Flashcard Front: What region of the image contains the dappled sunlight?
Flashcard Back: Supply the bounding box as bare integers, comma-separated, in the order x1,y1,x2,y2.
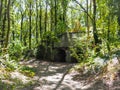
18,54,120,90
10,71,31,84
0,0,120,89
19,60,85,90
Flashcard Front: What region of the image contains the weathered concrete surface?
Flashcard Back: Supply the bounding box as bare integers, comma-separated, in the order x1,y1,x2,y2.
54,32,81,48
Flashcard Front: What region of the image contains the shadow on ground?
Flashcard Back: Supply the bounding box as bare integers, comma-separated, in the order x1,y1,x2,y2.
20,60,78,90
19,59,120,90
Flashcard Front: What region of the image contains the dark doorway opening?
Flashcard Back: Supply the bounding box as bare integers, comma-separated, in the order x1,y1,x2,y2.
54,48,66,62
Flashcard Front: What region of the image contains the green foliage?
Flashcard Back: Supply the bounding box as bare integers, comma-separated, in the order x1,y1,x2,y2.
36,44,52,60
0,54,36,89
5,60,19,71
57,21,67,34
42,31,58,44
8,40,25,60
70,34,102,63
70,38,88,62
0,80,15,90
74,58,104,76
36,44,46,59
0,54,20,71
0,1,120,89
22,49,35,60
20,66,36,77
36,31,58,60
0,75,34,90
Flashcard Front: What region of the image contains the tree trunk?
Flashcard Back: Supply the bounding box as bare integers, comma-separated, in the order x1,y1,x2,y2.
0,0,3,29
86,0,89,37
117,16,120,38
62,0,67,30
1,0,7,47
20,12,24,43
93,0,99,45
0,0,3,46
44,0,48,32
5,0,10,48
11,1,15,45
12,20,15,46
54,0,57,31
50,0,53,31
36,0,38,44
29,1,32,49
107,17,110,52
39,1,42,39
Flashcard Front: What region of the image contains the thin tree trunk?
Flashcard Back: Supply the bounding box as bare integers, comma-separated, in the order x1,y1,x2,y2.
93,0,99,45
107,17,110,52
12,20,15,46
36,0,38,44
0,0,2,17
117,16,120,38
86,0,89,37
44,0,48,59
11,1,15,45
0,0,3,28
5,0,10,48
0,0,3,46
20,12,24,43
54,0,57,31
44,0,48,32
23,22,27,46
62,0,67,30
50,0,54,60
29,1,32,49
39,1,42,39
1,0,7,47
50,0,53,31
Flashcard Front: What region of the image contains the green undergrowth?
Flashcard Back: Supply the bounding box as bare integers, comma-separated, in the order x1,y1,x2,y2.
0,53,37,90
0,78,34,90
19,66,36,77
71,48,120,83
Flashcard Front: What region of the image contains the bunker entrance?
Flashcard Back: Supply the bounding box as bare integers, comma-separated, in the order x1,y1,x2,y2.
54,48,66,62
53,32,82,63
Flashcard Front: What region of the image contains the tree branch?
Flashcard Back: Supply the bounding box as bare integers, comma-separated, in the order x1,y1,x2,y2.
73,0,93,21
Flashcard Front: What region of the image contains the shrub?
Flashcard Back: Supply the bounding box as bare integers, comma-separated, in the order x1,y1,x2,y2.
70,39,87,62
36,44,46,59
8,40,25,60
20,66,36,77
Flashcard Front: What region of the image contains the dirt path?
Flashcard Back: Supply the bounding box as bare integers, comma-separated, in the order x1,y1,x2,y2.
20,59,120,90
20,60,84,90
37,62,81,90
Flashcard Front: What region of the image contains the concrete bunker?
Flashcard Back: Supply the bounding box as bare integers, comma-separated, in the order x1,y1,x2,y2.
53,32,82,63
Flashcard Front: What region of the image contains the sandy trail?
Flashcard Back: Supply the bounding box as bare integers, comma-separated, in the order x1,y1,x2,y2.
20,60,83,90
20,59,120,90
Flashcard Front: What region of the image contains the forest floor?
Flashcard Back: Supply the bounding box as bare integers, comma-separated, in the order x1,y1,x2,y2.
19,58,120,90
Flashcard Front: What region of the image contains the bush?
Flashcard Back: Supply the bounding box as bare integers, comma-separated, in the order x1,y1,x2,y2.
0,54,20,71
36,44,46,59
70,39,87,62
8,40,25,60
36,44,52,60
22,49,35,60
20,66,36,77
